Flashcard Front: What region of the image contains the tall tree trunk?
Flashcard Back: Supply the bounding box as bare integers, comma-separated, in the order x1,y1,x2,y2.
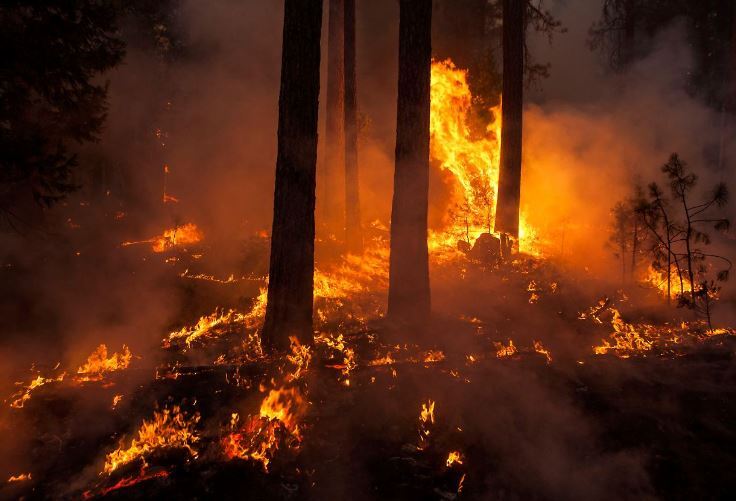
344,0,363,254
495,0,524,239
262,0,323,352
388,0,432,325
324,0,345,233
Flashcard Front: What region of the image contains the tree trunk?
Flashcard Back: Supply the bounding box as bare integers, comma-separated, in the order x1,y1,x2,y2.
388,0,432,326
324,0,345,233
262,0,323,352
495,0,524,239
344,0,363,254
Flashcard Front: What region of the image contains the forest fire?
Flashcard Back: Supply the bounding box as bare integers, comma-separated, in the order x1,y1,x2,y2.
2,0,736,499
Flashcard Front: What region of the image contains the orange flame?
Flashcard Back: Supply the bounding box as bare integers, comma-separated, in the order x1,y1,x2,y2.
222,387,306,471
76,344,132,381
103,406,200,474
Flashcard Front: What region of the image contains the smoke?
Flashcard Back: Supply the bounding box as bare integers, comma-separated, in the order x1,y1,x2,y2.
0,0,734,495
524,5,734,287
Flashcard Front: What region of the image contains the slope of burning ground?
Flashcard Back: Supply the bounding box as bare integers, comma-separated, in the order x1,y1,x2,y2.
2,235,736,499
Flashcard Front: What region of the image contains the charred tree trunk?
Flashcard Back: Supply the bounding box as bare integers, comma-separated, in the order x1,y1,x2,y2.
495,0,524,239
344,0,363,254
262,0,323,352
324,0,345,233
388,0,432,325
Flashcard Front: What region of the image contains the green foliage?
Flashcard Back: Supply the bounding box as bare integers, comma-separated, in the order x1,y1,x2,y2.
0,0,125,212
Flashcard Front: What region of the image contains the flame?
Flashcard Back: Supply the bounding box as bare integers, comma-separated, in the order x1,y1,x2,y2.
533,340,553,364
76,344,132,381
429,59,540,257
9,372,66,409
644,265,693,298
423,350,446,363
222,387,306,471
103,406,200,474
494,340,517,358
122,223,202,253
85,468,169,499
315,333,357,383
593,308,654,356
286,337,312,382
446,451,463,467
7,473,31,482
419,399,436,448
163,287,267,350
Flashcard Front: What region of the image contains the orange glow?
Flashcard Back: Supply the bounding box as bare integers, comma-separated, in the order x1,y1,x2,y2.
429,59,540,257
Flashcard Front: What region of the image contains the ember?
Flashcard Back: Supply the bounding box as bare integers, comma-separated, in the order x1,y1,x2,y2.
3,1,736,499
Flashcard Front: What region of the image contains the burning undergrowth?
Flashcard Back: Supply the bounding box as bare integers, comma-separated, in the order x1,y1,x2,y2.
3,228,736,499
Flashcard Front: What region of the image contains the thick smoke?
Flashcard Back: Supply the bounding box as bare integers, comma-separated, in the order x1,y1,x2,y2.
0,0,734,495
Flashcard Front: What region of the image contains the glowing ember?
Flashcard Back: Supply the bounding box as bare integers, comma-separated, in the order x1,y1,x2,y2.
103,406,200,474
76,344,132,381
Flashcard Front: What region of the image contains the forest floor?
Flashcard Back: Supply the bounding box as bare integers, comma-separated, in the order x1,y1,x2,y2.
2,234,736,500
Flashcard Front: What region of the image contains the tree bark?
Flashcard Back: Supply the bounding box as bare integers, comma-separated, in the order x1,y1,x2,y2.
324,0,345,233
388,0,432,325
495,0,524,239
344,0,363,254
262,0,323,352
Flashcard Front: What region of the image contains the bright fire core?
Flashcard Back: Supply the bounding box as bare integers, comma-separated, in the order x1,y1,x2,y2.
429,59,539,256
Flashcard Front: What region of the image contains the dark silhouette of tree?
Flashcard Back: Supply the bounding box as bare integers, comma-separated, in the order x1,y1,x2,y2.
608,186,649,283
495,0,564,242
388,0,432,326
344,0,363,254
262,0,323,352
323,0,345,234
495,0,524,239
0,0,125,222
628,154,731,319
